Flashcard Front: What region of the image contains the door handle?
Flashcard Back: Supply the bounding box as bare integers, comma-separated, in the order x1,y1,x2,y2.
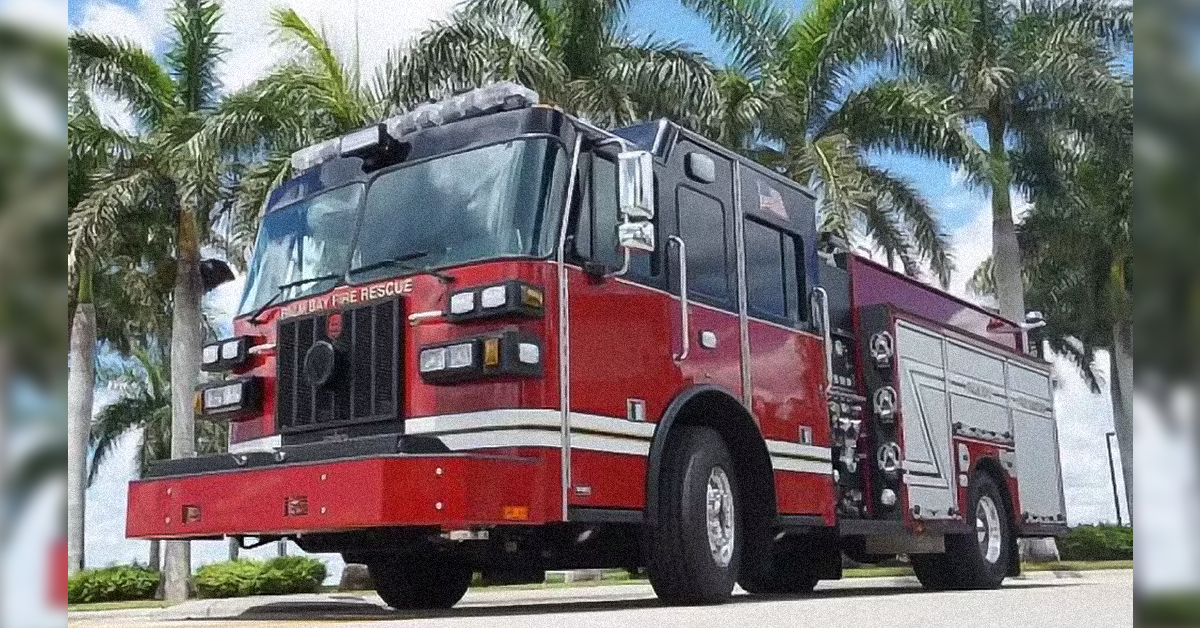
669,235,689,361
812,287,833,394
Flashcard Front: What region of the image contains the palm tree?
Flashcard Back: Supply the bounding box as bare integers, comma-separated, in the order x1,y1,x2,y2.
68,0,228,602
852,0,1131,320
382,0,720,129
195,8,382,263
202,2,720,262
968,131,1132,519
89,344,227,573
681,0,956,284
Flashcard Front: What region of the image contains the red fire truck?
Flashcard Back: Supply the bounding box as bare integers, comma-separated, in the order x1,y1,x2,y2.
127,83,1068,608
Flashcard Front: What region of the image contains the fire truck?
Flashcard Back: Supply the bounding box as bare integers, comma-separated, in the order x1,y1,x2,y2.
128,83,1068,608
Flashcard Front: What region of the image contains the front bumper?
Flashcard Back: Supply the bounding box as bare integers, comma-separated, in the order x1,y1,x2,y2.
126,452,553,539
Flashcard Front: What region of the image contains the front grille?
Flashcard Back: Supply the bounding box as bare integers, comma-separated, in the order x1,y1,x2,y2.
276,299,402,432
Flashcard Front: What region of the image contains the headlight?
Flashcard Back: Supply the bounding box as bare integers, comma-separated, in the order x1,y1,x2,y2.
201,337,250,372
445,281,544,322
196,378,261,418
480,285,507,309
447,343,474,369
420,333,541,384
419,347,447,373
448,292,476,315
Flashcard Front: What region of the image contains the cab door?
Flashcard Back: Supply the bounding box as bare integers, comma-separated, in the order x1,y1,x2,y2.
661,140,744,400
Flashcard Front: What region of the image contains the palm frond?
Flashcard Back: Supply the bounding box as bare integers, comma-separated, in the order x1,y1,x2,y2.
164,0,225,113
679,0,792,75
860,165,953,286
599,34,719,127
828,79,989,186
67,32,175,126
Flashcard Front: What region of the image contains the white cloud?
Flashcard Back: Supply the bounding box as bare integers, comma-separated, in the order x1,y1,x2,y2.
77,0,171,53
74,0,462,93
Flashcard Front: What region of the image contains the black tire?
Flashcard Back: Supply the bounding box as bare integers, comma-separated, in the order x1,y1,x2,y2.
911,473,1011,591
368,551,472,610
647,425,741,605
739,535,820,596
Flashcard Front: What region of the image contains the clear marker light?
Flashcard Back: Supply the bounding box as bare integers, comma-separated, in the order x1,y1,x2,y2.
221,339,241,360
202,345,220,365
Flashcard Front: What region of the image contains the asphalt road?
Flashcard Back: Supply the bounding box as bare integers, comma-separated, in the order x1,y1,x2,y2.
68,569,1133,628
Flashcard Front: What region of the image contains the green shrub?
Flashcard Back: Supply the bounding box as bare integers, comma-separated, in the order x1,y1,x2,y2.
256,556,327,595
194,560,262,599
1058,525,1133,561
68,564,160,605
193,557,327,599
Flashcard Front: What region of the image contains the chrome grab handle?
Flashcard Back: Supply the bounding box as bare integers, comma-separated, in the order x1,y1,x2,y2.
669,235,690,361
812,287,833,394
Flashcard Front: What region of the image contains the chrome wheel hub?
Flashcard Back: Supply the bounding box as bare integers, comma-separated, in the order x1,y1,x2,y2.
976,495,1003,564
705,466,736,567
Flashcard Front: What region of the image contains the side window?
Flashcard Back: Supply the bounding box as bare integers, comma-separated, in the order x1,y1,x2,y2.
744,217,806,325
744,218,787,320
573,154,654,277
677,186,730,301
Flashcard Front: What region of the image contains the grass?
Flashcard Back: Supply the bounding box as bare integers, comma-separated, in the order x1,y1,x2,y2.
67,599,170,612
1022,560,1133,572
72,560,1135,611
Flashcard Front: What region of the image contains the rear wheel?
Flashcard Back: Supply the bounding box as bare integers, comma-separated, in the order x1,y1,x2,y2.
912,473,1011,591
368,550,472,610
647,426,741,605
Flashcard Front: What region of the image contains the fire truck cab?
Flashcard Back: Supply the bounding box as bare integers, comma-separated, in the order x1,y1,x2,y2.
128,83,1068,608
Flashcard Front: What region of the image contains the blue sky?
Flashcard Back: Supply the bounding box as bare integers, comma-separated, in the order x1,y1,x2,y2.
61,0,1141,581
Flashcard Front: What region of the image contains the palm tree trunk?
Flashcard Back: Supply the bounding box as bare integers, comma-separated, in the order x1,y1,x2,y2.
164,209,203,603
149,539,162,571
1109,319,1134,524
67,267,96,576
986,118,1026,326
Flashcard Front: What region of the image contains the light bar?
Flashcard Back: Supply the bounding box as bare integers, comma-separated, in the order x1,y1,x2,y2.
384,82,539,139
290,82,540,173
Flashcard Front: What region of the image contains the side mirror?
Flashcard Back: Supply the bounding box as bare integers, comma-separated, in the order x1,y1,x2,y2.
617,150,655,220
1021,311,1046,330
617,221,655,252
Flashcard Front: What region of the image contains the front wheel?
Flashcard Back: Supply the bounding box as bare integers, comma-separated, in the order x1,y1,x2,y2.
912,472,1011,591
646,425,741,605
368,550,472,610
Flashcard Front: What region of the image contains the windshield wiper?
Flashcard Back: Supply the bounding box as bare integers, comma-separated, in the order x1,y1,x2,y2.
348,250,454,284
247,273,341,324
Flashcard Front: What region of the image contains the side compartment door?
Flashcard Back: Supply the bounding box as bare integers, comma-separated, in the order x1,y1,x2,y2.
1008,361,1066,525
894,321,958,520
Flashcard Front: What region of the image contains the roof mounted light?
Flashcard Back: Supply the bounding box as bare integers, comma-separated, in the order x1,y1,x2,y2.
384,82,539,139
290,138,340,172
289,82,540,173
340,124,386,157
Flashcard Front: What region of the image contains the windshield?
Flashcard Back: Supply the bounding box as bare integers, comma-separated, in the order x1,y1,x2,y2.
349,138,566,284
237,184,363,315
237,138,567,315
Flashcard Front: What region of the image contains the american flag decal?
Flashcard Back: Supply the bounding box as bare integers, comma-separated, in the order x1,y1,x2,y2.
758,181,789,220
